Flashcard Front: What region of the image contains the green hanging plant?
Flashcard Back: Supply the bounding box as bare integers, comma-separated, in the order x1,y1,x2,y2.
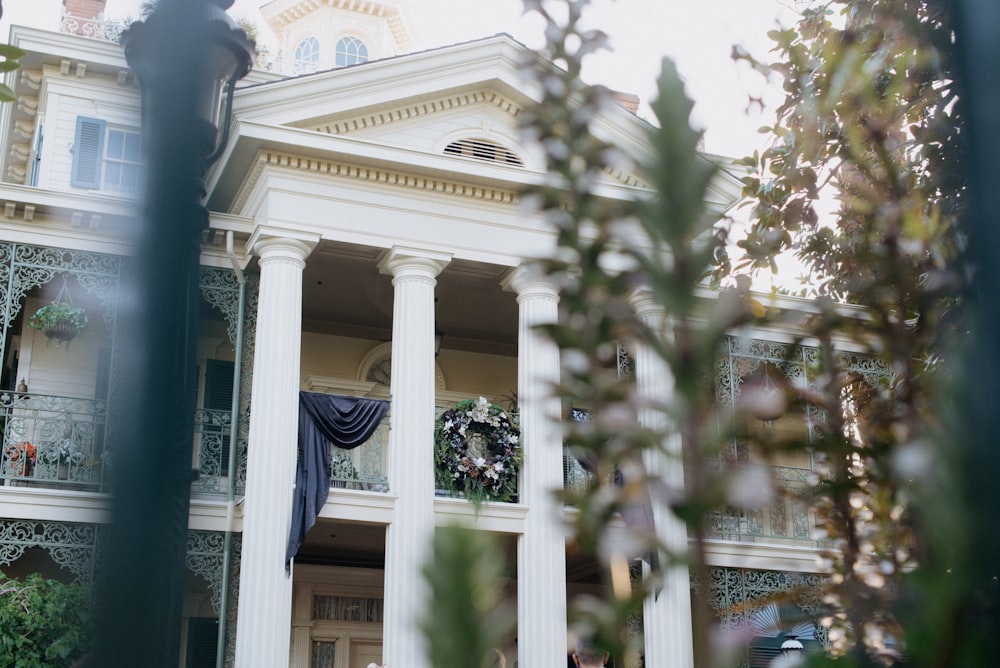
28,302,89,343
28,276,89,344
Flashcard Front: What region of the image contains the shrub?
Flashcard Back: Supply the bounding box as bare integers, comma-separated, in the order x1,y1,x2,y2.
0,573,93,667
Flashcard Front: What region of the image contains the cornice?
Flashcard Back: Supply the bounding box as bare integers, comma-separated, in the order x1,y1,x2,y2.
307,88,521,135
233,149,520,213
301,90,652,189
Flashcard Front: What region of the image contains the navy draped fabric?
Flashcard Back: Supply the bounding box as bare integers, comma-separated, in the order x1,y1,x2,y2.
286,392,390,570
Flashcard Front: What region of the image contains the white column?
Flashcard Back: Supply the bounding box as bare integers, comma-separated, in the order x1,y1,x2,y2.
379,247,450,668
631,290,693,668
235,229,317,668
504,266,567,668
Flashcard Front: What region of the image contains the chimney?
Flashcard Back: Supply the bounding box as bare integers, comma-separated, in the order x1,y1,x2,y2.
62,0,107,35
612,91,640,115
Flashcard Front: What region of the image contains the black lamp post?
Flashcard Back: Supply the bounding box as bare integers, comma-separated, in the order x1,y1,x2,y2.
96,2,253,667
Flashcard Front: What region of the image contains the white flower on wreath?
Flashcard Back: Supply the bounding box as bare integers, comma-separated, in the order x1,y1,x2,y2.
469,396,490,421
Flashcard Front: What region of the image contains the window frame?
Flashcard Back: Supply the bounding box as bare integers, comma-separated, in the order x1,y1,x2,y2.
70,116,142,193
335,36,368,67
293,35,320,75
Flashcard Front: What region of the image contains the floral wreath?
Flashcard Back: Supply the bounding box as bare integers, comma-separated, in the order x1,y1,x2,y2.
434,396,521,505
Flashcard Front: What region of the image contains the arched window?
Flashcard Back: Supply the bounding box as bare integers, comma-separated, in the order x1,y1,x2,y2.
335,36,368,67
293,36,320,75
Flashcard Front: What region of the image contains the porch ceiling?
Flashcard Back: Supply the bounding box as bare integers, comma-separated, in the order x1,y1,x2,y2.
301,240,518,355
297,518,387,569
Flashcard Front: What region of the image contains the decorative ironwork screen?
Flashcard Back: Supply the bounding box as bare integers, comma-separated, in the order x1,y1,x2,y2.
711,336,891,545
697,566,828,668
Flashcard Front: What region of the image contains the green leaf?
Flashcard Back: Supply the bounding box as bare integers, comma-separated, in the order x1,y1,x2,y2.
0,44,25,59
422,525,515,668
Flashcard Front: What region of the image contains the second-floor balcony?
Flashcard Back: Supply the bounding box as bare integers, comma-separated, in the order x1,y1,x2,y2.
0,390,108,490
0,393,247,495
0,386,829,550
329,412,390,492
704,465,824,546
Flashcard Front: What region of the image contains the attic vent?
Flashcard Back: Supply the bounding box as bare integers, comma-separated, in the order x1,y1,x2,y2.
443,138,523,167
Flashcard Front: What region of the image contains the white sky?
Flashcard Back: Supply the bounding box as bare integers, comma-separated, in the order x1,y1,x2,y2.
1,0,799,159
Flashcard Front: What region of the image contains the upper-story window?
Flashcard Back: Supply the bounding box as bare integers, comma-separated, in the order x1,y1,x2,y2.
70,116,141,193
335,36,368,67
294,36,320,75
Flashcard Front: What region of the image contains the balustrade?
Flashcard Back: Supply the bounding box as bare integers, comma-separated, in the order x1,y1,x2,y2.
0,391,108,490
0,393,249,495
704,466,821,545
60,13,130,42
329,413,390,492
192,407,235,494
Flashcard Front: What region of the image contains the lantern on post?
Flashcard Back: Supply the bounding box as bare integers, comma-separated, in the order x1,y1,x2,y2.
97,2,254,667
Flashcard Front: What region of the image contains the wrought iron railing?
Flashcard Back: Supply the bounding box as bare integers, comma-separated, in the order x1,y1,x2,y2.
191,408,234,494
0,391,108,490
0,394,245,495
705,465,820,545
564,457,821,547
329,413,389,492
563,449,592,493
60,13,130,43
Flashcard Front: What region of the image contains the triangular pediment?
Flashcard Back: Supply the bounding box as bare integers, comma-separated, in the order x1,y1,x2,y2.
231,37,544,170
286,88,535,170
219,35,741,206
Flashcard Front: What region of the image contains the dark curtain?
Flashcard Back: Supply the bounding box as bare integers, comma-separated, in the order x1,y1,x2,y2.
286,392,390,569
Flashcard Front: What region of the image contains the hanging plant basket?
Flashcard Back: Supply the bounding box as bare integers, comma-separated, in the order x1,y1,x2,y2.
28,302,89,344
45,317,82,342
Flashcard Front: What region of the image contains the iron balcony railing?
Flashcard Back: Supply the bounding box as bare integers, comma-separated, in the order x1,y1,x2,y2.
565,458,824,547
191,407,235,495
60,13,129,43
327,404,526,501
704,465,825,546
0,391,109,490
329,412,390,492
0,394,246,495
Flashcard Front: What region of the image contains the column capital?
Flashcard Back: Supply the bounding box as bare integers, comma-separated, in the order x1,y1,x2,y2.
247,225,320,261
377,246,451,280
629,288,666,327
501,263,559,300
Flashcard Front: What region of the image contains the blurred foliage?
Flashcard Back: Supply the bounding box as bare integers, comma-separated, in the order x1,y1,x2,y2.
423,1,990,667
236,17,276,72
727,0,964,307
422,525,515,668
517,1,758,665
0,1,25,104
0,573,93,667
726,1,984,667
